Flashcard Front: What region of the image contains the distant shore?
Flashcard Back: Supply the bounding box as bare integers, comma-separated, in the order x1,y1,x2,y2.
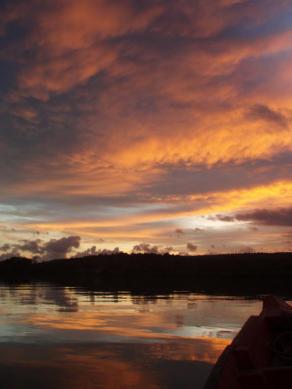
1,252,292,296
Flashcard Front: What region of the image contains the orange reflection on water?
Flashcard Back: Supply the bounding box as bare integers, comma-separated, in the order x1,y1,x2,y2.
0,341,219,388
0,285,263,388
27,309,231,363
0,344,160,389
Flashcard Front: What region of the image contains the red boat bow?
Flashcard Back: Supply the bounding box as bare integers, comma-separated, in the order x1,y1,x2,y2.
204,296,292,389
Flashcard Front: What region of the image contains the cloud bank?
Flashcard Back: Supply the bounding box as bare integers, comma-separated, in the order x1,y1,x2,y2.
0,236,80,261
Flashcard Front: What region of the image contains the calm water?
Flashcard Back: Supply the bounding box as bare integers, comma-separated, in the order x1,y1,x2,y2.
0,283,267,388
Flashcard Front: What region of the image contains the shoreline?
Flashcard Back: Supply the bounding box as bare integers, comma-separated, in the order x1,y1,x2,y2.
0,252,292,297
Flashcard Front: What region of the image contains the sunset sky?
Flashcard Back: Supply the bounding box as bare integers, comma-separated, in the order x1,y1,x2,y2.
0,0,292,259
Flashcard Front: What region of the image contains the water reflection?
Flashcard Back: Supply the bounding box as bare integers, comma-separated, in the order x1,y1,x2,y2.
0,283,265,388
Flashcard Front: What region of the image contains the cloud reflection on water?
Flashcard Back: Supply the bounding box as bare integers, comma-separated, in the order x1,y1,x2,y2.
0,284,263,388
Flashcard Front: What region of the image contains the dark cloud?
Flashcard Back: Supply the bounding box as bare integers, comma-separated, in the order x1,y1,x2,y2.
18,239,44,254
247,104,288,128
73,245,99,257
0,243,11,252
0,248,21,260
0,236,81,261
215,215,235,222
215,207,292,227
235,208,292,227
186,242,197,252
132,243,173,255
146,156,292,198
132,243,160,254
74,246,120,257
43,236,80,260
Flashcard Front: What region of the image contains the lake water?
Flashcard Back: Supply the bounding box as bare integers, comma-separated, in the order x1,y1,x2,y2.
0,283,267,388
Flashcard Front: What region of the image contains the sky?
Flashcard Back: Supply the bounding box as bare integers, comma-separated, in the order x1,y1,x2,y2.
0,0,292,259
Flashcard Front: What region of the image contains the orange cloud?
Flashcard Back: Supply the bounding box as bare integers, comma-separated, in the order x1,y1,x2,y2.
1,0,292,253
13,0,163,98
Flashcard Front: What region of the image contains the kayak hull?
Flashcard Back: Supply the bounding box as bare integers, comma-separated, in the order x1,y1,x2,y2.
204,296,292,389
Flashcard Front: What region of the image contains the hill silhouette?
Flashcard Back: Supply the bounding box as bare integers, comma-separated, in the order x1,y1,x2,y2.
1,252,292,296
